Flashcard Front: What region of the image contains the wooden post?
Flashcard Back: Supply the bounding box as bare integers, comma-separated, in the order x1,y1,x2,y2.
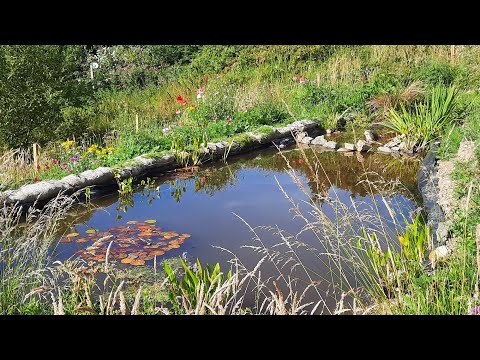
450,45,455,68
135,113,139,133
33,143,40,170
316,73,320,86
90,63,94,80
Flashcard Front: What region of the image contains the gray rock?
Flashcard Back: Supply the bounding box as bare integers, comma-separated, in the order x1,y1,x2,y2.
364,130,378,142
62,174,87,188
9,180,69,203
295,131,308,142
356,140,371,152
436,222,450,243
391,146,400,152
337,148,351,152
311,135,327,146
301,136,313,144
377,146,392,154
325,141,339,150
344,143,356,151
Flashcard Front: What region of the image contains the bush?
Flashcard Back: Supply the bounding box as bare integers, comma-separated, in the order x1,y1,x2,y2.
415,62,456,87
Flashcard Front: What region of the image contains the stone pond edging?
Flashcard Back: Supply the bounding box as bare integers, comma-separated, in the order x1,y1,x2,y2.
0,119,422,208
0,120,321,207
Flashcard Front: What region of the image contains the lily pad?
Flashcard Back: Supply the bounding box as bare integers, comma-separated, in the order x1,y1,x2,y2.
66,232,80,237
144,219,157,224
86,229,97,234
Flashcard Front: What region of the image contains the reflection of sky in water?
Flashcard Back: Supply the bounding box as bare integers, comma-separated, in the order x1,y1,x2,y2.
55,146,421,312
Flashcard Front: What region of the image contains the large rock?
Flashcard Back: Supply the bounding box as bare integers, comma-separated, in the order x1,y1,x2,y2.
301,136,313,144
325,141,339,150
311,135,327,146
9,180,69,203
377,146,392,154
428,245,450,263
356,140,371,152
344,143,356,151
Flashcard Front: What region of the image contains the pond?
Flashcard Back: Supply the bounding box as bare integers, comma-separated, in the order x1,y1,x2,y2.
53,142,422,313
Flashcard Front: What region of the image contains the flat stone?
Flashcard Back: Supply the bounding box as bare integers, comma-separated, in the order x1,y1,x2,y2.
344,143,356,151
377,146,392,154
325,141,339,150
301,136,313,144
311,135,327,146
356,140,371,152
391,146,400,152
337,148,351,152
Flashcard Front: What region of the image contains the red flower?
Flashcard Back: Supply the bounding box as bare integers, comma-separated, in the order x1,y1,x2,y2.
45,165,50,170
182,100,188,106
34,178,39,182
36,165,41,170
52,159,58,164
299,76,305,84
298,159,304,164
176,96,184,102
200,177,206,184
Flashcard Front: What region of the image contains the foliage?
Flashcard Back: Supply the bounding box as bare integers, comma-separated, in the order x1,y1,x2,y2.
164,258,232,314
384,86,459,150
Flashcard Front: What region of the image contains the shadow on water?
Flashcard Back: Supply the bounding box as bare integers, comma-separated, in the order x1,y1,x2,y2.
53,143,422,313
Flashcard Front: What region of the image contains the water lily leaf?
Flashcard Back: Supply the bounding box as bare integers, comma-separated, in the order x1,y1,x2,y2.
170,244,180,249
131,259,145,266
76,238,90,243
151,250,165,256
144,219,157,224
121,258,133,264
86,229,97,234
59,237,72,243
66,232,80,237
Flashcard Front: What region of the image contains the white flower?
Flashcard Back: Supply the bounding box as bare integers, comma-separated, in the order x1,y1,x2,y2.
197,93,202,99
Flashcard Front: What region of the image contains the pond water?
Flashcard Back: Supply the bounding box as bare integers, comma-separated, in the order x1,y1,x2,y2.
54,143,422,313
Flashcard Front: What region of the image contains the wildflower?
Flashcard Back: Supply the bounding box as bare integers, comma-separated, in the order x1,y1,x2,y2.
45,165,50,170
163,127,170,134
182,100,188,106
52,159,58,165
60,162,67,169
299,76,305,84
186,106,195,111
176,96,184,102
96,149,102,155
94,160,99,164
34,177,39,182
87,144,98,153
70,155,80,162
61,140,75,149
107,147,114,152
176,109,182,115
197,93,202,99
181,252,188,261
200,177,206,184
298,159,304,164
192,263,199,273
197,87,204,95
293,76,297,81
36,165,41,170
471,305,480,315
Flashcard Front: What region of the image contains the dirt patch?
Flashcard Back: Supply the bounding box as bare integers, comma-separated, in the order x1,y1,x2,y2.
437,140,476,219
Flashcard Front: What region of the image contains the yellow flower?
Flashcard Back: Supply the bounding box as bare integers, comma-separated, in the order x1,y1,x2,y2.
61,140,75,149
87,144,98,153
101,148,108,155
107,147,114,152
186,106,195,111
96,149,102,155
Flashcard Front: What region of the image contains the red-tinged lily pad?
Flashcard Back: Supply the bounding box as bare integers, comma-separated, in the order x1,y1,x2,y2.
59,237,72,243
66,232,80,238
69,222,191,266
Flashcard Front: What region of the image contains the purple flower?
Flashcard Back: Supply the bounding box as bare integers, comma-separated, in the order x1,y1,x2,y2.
192,263,198,273
181,252,188,261
176,296,182,305
60,162,67,169
471,305,480,315
70,155,80,162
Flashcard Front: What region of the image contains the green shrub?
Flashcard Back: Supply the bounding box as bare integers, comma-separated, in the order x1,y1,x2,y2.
415,62,456,87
